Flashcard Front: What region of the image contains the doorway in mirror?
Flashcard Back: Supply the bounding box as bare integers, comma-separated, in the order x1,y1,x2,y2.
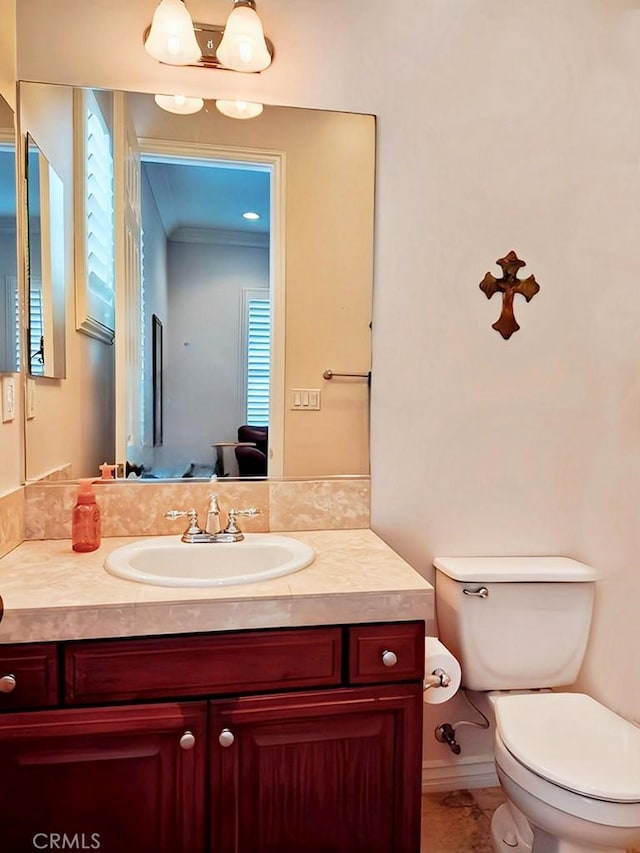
127,151,273,480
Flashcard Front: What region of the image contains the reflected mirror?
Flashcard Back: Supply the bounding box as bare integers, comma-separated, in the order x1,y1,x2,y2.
24,133,66,379
19,82,374,483
0,94,18,374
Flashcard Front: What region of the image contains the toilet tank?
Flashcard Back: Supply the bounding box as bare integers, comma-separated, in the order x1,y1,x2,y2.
434,557,598,691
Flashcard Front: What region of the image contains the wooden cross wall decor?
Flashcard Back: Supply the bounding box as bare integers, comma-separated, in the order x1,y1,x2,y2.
479,251,540,339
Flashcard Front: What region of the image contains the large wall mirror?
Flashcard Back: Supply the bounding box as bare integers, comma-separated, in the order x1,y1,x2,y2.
0,94,18,374
19,82,375,483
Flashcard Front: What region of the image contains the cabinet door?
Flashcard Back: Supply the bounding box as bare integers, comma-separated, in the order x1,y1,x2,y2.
0,702,206,853
210,684,423,853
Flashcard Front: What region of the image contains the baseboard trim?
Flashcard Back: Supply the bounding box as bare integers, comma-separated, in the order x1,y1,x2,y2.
422,756,499,793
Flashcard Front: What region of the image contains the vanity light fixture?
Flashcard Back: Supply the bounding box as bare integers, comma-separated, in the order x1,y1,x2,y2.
144,0,202,65
215,99,263,119
144,0,274,73
215,1,272,72
154,93,204,114
242,211,261,220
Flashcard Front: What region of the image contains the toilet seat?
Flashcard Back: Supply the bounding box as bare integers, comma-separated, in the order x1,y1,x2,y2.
494,692,640,804
494,730,640,831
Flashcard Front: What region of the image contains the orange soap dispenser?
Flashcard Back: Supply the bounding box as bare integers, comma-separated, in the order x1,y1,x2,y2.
71,479,101,552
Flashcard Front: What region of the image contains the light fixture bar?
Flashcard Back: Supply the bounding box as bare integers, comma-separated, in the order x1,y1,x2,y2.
193,23,225,68
143,22,274,70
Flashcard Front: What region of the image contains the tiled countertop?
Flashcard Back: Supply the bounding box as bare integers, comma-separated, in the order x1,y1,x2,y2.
0,529,433,643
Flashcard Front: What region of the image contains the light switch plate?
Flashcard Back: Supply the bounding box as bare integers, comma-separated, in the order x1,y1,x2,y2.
290,388,321,410
1,376,15,422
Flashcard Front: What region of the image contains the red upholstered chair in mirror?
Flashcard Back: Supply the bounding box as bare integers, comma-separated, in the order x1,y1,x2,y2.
235,426,268,477
237,426,268,456
234,445,267,478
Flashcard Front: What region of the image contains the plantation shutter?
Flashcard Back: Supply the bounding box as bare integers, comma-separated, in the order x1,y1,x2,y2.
76,89,115,343
28,278,44,376
84,90,114,333
246,298,270,426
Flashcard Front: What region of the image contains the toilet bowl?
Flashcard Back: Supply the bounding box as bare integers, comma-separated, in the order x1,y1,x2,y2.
491,691,640,852
433,556,640,853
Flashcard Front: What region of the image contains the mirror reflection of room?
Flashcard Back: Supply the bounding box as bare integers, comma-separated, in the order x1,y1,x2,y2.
19,83,374,483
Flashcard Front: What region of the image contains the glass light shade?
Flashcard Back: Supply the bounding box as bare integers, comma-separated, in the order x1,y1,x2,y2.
144,0,202,65
154,94,205,115
216,4,272,72
215,100,264,120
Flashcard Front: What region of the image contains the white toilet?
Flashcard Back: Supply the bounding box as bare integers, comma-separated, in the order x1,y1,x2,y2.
434,555,640,853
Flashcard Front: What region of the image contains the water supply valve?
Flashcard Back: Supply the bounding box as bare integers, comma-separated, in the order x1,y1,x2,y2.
435,723,461,755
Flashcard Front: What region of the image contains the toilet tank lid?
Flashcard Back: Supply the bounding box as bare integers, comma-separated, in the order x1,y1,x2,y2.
433,556,599,582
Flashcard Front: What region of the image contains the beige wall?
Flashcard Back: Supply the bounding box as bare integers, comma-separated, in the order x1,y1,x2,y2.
11,0,640,775
0,0,16,108
19,83,115,482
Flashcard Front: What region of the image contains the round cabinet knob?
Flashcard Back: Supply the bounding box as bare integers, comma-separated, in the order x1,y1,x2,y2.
381,650,398,668
179,731,196,750
218,728,235,748
0,674,16,693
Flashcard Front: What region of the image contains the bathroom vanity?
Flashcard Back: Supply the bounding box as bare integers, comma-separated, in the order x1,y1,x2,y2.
0,529,433,853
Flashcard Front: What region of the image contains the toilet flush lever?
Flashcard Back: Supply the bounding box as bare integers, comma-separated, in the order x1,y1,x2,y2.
463,586,489,598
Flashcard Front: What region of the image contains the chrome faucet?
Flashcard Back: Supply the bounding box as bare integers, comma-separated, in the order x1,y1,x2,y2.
165,496,261,543
205,494,222,535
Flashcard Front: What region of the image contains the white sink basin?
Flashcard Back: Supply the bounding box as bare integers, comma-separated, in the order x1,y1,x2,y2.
104,534,316,588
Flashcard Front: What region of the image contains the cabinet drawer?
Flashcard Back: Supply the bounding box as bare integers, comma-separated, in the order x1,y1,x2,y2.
0,643,59,711
65,628,342,704
348,622,424,684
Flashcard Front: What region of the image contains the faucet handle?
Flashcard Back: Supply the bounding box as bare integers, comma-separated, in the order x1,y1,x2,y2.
165,508,204,539
224,507,261,535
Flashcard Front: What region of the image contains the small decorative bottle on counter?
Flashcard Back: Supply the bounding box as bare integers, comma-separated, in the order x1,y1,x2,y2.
71,479,101,553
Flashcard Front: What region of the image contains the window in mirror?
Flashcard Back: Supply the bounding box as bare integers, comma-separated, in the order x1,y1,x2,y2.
74,88,115,343
26,141,43,375
243,292,271,426
28,277,44,375
25,141,44,375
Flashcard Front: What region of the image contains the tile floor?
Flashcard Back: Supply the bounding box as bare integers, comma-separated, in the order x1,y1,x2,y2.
421,788,504,852
421,789,640,853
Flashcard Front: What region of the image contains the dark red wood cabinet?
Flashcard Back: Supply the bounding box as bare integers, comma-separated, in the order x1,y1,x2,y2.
0,703,206,853
0,621,424,853
210,684,423,853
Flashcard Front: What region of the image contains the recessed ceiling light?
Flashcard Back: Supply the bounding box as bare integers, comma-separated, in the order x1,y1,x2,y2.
242,211,260,220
